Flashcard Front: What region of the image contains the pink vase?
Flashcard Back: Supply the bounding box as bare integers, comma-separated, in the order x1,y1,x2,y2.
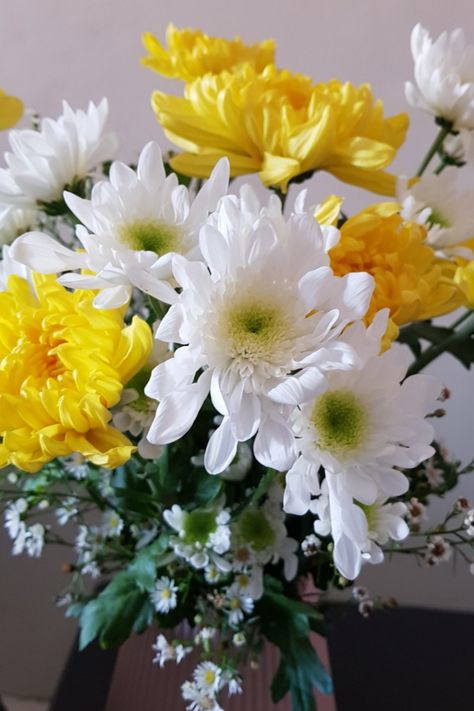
105,627,336,710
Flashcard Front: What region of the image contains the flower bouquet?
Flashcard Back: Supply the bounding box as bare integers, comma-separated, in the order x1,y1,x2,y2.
1,21,474,711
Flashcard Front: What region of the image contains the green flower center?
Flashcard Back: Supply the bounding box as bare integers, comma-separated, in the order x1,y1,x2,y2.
129,393,152,413
183,510,217,545
222,300,288,364
311,389,367,457
119,219,182,254
427,209,450,229
239,509,275,551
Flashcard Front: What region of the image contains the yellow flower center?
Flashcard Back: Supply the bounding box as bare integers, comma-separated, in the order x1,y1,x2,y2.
161,587,171,600
203,670,216,685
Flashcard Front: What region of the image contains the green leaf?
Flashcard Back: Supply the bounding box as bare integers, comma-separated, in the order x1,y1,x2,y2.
271,657,290,702
128,535,171,592
79,571,148,650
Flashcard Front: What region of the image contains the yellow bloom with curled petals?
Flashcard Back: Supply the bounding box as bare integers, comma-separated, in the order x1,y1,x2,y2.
151,64,408,194
142,24,275,82
329,203,464,339
0,274,153,473
454,260,474,308
0,87,23,130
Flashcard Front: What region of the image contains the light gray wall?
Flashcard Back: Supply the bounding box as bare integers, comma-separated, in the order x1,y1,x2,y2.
1,0,474,700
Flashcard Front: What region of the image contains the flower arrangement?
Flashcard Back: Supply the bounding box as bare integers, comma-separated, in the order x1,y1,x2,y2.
1,21,474,711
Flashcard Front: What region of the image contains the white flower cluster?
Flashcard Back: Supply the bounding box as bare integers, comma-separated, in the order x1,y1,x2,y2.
2,96,440,583
4,499,45,557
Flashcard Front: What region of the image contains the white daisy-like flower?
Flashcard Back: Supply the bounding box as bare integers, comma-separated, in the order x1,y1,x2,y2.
284,320,439,519
11,142,229,308
464,509,474,536
231,491,298,590
0,99,117,207
405,23,474,130
25,523,45,558
232,632,246,647
0,204,37,246
406,497,428,525
150,576,178,614
63,453,89,480
163,504,231,571
422,457,444,488
101,510,124,538
398,171,474,259
204,564,223,585
145,187,374,474
152,634,191,667
301,533,321,557
56,498,78,526
224,673,243,696
425,535,452,565
193,661,222,694
181,681,223,711
224,585,254,626
4,498,28,539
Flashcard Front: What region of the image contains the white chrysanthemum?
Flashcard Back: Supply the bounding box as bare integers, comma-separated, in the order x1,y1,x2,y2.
405,23,474,130
231,488,298,591
145,188,374,474
163,504,231,571
312,481,408,579
0,204,36,245
11,142,229,308
398,171,474,258
0,99,117,207
0,244,31,290
193,662,222,694
151,576,178,614
284,320,439,518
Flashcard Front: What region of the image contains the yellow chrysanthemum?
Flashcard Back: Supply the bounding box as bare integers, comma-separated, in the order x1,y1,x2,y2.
328,203,464,338
0,87,23,130
0,274,153,473
454,260,474,308
151,64,408,194
142,24,275,82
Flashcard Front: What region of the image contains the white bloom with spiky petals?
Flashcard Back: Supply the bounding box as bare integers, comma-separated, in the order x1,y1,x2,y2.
231,487,298,591
101,510,124,538
193,662,222,694
56,498,78,526
224,585,254,626
163,504,231,571
11,142,229,308
405,24,474,130
0,99,117,207
312,481,408,579
0,204,36,245
152,634,191,667
398,171,474,259
146,189,374,474
284,319,439,519
0,244,31,290
151,576,178,614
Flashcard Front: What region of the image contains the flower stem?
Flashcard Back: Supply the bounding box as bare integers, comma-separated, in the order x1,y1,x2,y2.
406,311,474,376
416,123,453,177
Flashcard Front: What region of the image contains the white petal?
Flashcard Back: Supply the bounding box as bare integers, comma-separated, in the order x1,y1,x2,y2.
204,417,238,474
10,232,85,272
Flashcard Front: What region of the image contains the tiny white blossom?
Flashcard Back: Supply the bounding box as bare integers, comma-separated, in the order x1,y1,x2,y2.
101,510,124,538
425,535,452,565
193,661,222,694
4,498,28,539
150,576,178,614
232,632,246,647
25,523,45,558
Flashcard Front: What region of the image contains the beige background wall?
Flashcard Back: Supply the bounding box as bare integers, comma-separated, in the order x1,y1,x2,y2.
1,0,474,700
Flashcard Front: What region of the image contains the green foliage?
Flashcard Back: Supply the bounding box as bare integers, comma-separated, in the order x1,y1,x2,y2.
256,577,332,711
399,316,474,373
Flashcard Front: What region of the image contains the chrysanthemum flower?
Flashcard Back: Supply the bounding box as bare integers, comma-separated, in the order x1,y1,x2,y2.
0,204,37,246
398,171,474,259
329,202,464,337
145,189,374,474
454,258,474,307
0,87,23,130
284,319,439,522
151,64,408,194
0,273,152,472
405,23,474,130
0,99,117,208
11,142,229,308
142,24,275,82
